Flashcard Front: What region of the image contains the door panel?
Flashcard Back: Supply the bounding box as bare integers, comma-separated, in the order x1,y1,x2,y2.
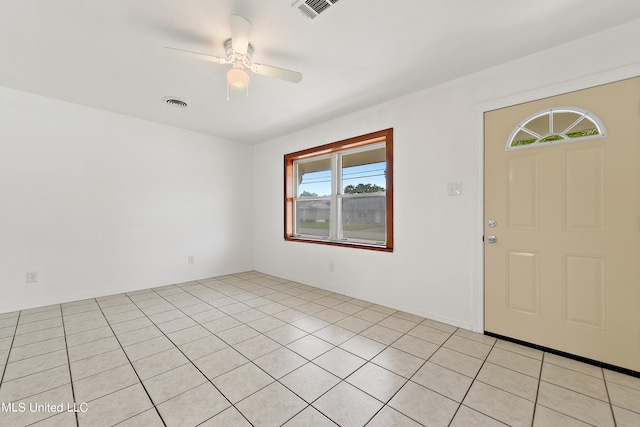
507,154,539,230
484,77,640,372
563,145,605,231
563,254,605,329
506,250,540,316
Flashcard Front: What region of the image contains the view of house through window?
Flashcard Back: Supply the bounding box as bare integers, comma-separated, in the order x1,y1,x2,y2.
284,129,393,251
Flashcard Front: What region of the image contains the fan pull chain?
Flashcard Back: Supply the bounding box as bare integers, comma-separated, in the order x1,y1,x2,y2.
226,81,250,100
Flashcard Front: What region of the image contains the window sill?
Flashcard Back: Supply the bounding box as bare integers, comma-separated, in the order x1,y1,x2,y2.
284,236,393,252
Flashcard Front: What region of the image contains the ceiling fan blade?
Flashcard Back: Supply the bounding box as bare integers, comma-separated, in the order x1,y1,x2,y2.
250,63,303,84
230,15,252,55
164,47,229,64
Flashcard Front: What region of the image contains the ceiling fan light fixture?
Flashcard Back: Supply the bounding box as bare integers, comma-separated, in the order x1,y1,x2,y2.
227,65,250,88
165,15,301,98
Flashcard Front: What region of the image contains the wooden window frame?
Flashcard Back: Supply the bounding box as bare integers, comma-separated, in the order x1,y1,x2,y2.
284,128,394,252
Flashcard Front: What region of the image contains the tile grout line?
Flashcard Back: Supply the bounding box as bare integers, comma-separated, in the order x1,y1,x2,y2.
353,320,491,425
601,366,617,427
95,296,168,427
1,314,80,410
361,329,447,427
59,303,80,427
445,332,550,426
533,354,608,426
174,275,379,425
0,312,21,390
12,275,426,425
538,373,618,405
13,271,630,427
242,273,457,424
201,275,310,427
131,279,293,424
289,307,448,425
530,349,545,427
442,330,500,427
229,276,350,426
278,287,451,426
477,344,610,408
144,283,256,427
370,324,462,414
127,283,254,420
196,275,351,425
10,277,266,425
215,276,334,421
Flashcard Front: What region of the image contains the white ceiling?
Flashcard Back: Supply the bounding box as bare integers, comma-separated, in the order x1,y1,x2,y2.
2,0,639,144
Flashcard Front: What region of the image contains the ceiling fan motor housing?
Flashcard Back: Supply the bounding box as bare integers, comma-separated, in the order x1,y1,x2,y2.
224,39,253,66
164,15,302,91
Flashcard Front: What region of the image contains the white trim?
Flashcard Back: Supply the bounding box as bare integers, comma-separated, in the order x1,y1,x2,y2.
474,63,640,334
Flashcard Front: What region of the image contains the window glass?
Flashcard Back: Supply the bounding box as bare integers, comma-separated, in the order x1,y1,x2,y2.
566,118,599,137
341,196,386,243
526,114,548,136
295,199,330,238
284,129,393,251
507,108,605,150
553,111,583,134
341,147,386,194
297,157,332,197
511,129,537,147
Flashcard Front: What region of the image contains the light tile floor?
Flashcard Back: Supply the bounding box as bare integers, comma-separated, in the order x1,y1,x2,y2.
0,271,639,426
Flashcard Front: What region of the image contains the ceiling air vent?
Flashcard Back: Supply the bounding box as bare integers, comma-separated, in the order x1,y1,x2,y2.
162,97,188,108
293,0,344,21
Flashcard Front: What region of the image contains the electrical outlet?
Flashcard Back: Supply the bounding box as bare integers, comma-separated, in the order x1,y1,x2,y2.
329,262,335,272
26,271,38,283
188,256,195,264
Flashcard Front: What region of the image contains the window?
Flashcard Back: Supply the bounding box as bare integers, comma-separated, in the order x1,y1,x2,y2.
506,107,606,150
284,128,393,251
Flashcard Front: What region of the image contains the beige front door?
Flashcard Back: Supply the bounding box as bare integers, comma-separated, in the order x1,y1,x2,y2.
484,77,640,372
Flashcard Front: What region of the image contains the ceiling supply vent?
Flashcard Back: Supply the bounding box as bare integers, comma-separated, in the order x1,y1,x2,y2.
293,0,344,21
162,97,188,108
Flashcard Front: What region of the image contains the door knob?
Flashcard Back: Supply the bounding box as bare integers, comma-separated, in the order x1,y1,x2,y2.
487,235,497,243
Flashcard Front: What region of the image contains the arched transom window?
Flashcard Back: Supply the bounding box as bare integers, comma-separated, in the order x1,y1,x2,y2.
506,107,606,150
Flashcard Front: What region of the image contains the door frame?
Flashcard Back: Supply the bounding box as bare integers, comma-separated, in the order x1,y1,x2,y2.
473,63,640,334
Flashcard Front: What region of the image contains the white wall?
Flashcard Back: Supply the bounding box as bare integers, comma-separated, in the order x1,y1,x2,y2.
0,87,254,313
253,19,640,331
4,19,639,322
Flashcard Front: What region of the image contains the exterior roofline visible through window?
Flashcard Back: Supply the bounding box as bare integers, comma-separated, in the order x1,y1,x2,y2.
284,128,394,252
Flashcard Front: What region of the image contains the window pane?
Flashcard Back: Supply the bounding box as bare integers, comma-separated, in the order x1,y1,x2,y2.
525,114,549,136
342,147,386,194
553,111,583,134
297,158,332,197
285,128,393,251
507,109,605,150
341,196,386,243
511,129,537,147
295,199,330,237
566,117,599,137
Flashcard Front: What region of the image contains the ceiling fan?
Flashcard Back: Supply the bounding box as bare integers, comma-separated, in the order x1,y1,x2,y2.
165,15,302,97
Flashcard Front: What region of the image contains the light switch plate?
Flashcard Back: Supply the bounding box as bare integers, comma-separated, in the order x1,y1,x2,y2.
448,182,462,196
